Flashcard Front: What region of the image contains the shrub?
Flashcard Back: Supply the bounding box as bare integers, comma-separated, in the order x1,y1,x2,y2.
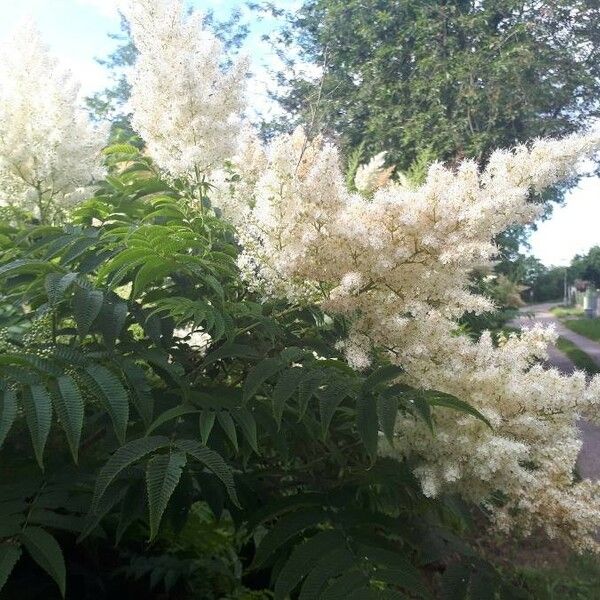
1,1,600,597
0,147,517,598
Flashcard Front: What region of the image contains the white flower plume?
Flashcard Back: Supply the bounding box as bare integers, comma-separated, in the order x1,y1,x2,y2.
122,0,248,182
0,20,108,223
354,151,392,195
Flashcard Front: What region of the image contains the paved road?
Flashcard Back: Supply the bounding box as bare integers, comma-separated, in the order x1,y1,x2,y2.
512,303,600,479
513,303,600,367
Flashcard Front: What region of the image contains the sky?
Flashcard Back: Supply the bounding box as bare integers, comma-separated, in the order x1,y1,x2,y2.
1,0,598,267
529,177,600,266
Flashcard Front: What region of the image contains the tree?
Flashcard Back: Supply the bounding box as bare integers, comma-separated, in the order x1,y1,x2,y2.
570,246,600,287
0,142,523,599
86,14,137,140
271,0,600,173
267,0,600,281
515,256,565,302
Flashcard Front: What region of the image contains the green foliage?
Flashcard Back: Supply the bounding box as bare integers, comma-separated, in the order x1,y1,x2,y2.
268,0,600,286
21,526,67,597
550,306,584,319
146,451,187,540
510,255,565,303
54,375,85,462
0,544,21,592
271,0,600,174
512,552,600,600
251,487,434,599
22,385,53,469
519,246,600,305
0,145,538,597
423,390,492,430
570,246,600,287
0,389,17,448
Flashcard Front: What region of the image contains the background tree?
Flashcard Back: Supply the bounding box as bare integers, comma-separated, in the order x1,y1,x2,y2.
86,14,137,139
570,246,600,287
517,256,565,302
271,0,600,172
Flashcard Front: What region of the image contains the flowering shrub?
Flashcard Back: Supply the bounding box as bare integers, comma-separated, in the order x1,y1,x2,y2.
0,0,599,597
230,126,600,552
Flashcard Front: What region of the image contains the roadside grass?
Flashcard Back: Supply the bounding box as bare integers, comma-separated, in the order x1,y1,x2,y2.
550,305,585,319
512,553,600,600
563,318,600,343
555,337,600,375
478,525,600,600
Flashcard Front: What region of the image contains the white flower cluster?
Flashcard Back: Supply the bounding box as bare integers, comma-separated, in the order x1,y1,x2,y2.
209,127,268,224
236,127,350,301
235,127,600,552
0,20,107,222
354,151,393,195
121,0,248,182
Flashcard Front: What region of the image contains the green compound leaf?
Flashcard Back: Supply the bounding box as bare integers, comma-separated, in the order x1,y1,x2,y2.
72,286,104,337
174,439,240,507
272,367,304,427
243,358,283,402
23,385,52,469
146,451,187,540
85,364,130,444
54,375,84,463
376,394,398,445
91,436,171,511
251,509,330,570
217,411,238,451
356,393,379,456
424,391,491,429
0,389,17,449
274,530,345,599
299,547,355,600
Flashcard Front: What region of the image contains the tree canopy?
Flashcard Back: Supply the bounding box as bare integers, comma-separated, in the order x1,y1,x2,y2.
273,0,600,173
571,246,600,287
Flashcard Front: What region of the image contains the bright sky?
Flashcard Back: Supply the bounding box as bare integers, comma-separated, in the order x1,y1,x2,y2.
1,0,599,267
528,176,600,266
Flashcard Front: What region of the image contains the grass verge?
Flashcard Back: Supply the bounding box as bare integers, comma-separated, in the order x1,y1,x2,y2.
555,336,600,375
478,525,600,600
512,553,600,599
563,318,600,343
550,305,585,319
